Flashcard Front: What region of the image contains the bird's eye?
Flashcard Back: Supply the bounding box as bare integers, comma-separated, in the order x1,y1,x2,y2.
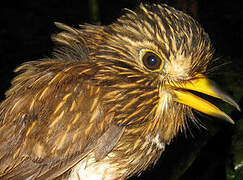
141,50,164,72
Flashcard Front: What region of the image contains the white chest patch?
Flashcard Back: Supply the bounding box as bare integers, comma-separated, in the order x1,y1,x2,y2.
68,155,122,180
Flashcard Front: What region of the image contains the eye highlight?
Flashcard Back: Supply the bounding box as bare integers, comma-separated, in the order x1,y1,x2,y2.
140,50,164,72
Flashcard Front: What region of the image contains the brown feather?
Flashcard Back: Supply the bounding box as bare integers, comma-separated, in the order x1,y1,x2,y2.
0,60,125,179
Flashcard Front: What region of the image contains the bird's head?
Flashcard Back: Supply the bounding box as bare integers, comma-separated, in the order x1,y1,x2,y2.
54,3,240,142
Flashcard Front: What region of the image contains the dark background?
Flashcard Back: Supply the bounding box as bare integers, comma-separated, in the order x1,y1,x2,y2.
0,0,242,179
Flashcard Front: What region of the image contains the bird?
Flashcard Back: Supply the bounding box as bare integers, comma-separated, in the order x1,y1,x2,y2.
0,3,240,180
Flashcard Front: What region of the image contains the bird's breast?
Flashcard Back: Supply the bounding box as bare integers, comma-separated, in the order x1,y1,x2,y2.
68,152,125,180
68,132,166,180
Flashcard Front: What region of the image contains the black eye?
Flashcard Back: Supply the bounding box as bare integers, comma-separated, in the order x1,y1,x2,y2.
142,51,163,71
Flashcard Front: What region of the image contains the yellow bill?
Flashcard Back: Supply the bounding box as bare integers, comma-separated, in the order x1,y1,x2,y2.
167,74,240,124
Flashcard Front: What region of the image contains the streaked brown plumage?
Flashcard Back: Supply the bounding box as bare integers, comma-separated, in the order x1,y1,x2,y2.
0,3,240,180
